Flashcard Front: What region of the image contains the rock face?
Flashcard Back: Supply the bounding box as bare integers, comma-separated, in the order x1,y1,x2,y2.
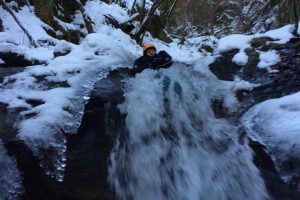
240,38,300,106
209,37,300,199
1,71,126,200
250,139,300,200
62,72,125,200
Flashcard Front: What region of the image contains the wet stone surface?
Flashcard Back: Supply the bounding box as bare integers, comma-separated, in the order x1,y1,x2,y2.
1,71,126,200
210,38,300,199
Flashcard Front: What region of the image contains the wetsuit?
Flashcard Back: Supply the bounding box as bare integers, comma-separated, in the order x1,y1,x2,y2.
130,51,173,76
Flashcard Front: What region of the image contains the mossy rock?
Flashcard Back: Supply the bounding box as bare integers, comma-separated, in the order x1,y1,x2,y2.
250,37,284,51
147,15,172,43
250,37,275,48
240,48,268,82
34,0,54,26
261,42,284,51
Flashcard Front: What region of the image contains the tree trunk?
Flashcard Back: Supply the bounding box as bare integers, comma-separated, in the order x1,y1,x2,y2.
292,0,299,36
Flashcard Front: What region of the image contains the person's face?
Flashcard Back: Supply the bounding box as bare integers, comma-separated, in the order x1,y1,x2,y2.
145,48,156,57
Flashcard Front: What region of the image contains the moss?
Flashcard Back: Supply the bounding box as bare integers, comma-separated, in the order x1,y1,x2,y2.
34,0,54,26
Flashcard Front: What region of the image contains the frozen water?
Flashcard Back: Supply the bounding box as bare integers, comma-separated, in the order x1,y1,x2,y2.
109,63,268,200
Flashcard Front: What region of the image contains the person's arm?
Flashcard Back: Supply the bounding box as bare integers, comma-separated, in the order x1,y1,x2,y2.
153,51,173,69
128,57,146,76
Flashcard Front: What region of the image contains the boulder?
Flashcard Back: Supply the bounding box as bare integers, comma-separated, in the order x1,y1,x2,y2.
209,49,242,81
240,48,269,82
53,40,74,58
0,51,44,67
250,37,274,48
0,43,46,67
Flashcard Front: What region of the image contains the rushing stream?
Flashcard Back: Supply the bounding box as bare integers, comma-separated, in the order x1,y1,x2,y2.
108,63,269,200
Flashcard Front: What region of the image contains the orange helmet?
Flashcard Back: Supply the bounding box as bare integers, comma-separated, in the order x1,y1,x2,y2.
143,43,156,53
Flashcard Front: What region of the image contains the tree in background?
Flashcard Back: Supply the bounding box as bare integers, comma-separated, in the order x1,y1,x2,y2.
166,0,300,38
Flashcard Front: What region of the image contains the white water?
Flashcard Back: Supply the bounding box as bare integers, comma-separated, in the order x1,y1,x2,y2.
0,142,23,200
109,63,269,200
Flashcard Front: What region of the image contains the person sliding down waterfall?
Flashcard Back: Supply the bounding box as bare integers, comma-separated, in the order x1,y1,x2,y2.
130,43,182,98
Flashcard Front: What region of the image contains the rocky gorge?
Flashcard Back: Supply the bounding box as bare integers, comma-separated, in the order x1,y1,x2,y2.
1,1,300,200
0,35,300,199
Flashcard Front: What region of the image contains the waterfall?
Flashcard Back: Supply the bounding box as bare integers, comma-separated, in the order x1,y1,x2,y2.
108,63,269,200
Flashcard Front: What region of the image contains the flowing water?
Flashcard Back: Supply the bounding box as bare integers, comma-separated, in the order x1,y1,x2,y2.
108,63,269,200
0,62,270,199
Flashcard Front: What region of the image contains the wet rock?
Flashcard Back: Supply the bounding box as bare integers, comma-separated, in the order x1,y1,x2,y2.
211,37,300,198
0,67,23,82
249,139,300,200
241,39,300,106
0,70,126,199
238,39,300,197
62,71,126,200
250,37,275,49
249,36,283,52
240,48,269,82
0,51,45,67
209,49,242,81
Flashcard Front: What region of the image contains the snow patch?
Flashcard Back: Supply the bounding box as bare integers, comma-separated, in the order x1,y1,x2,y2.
217,34,253,52
257,50,280,70
232,50,248,65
